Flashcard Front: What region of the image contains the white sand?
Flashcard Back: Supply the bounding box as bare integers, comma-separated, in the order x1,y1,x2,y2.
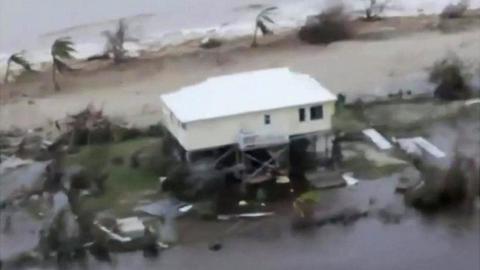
1,27,479,132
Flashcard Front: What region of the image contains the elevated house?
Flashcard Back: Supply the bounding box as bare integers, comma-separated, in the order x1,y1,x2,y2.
160,68,337,182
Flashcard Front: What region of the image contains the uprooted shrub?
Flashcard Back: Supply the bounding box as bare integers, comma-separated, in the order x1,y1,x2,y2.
440,0,469,19
363,0,391,21
405,156,479,212
298,5,353,44
429,54,471,100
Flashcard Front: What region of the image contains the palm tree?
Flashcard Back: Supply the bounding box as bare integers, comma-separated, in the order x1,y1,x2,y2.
51,38,76,91
251,7,277,47
3,52,32,83
102,19,128,64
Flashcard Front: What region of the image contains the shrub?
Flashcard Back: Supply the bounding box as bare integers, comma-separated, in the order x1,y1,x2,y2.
429,54,471,100
440,1,469,19
298,5,353,44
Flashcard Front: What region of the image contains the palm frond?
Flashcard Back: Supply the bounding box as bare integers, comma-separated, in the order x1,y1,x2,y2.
10,53,32,71
259,6,277,16
260,14,275,24
52,38,76,60
257,20,273,36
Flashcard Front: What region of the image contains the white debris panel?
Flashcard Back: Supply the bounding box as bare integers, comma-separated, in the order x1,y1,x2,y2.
412,137,446,158
117,217,145,239
362,129,393,150
395,137,446,158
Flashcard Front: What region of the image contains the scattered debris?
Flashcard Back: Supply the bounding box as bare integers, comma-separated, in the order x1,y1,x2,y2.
305,170,345,189
362,129,392,150
208,242,223,251
217,212,274,221
396,177,423,193
95,221,131,243
200,37,222,49
395,167,422,193
275,175,290,184
135,198,192,218
178,204,193,213
238,200,248,206
117,217,145,239
342,172,359,186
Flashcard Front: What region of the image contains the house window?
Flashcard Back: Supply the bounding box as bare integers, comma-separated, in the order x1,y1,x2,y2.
299,108,305,122
264,114,271,125
310,105,323,120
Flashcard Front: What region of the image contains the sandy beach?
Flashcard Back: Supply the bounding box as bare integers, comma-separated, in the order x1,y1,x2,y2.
1,12,479,132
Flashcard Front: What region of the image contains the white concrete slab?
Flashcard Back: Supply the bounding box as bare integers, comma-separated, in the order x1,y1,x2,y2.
413,137,446,158
362,128,393,150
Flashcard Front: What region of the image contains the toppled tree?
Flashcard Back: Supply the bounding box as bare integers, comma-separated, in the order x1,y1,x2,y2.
429,54,471,100
298,5,353,44
3,52,33,83
102,19,129,63
440,0,469,19
364,0,391,21
251,7,277,47
51,38,76,91
405,156,479,212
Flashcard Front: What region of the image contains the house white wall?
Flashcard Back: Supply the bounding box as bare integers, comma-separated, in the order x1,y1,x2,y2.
162,101,335,151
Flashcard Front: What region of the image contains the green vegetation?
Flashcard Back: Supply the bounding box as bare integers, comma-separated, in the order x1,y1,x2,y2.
51,37,76,91
251,7,277,47
102,19,129,64
67,138,161,214
342,155,407,179
3,52,33,83
332,105,368,133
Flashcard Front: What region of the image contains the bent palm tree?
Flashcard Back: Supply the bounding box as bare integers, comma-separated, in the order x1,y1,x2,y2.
51,38,76,91
3,53,33,83
102,19,128,64
251,7,277,47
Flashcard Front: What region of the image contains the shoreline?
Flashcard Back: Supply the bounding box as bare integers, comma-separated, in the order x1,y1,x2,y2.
1,12,480,133
1,5,479,74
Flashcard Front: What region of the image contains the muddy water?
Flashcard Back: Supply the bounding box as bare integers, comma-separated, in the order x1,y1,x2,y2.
7,178,477,270
2,106,479,270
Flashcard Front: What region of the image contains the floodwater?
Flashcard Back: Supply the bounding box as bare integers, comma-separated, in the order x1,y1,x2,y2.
3,178,478,270
1,104,479,269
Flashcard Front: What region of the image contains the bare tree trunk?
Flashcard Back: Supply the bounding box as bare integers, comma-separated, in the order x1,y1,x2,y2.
3,60,11,84
251,25,259,48
52,62,60,91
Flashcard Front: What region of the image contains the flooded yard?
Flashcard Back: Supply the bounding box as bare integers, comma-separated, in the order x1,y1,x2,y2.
1,99,479,270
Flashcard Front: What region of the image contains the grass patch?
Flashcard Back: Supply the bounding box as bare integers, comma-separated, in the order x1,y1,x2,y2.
342,156,407,179
67,138,162,214
332,106,368,133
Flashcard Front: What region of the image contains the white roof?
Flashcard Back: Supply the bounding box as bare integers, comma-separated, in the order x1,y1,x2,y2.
161,68,337,123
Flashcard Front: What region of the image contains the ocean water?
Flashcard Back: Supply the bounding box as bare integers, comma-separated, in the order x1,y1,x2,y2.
0,0,478,66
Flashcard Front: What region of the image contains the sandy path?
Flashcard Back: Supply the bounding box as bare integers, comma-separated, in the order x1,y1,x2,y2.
1,28,479,132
